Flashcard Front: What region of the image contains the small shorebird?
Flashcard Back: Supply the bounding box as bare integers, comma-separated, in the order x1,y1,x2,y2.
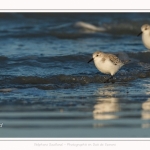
88,51,127,83
137,24,150,50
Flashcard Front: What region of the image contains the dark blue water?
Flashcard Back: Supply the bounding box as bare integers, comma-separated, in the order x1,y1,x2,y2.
0,13,150,137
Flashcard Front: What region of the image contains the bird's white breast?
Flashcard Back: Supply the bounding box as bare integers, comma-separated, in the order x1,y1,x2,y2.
94,58,122,76
142,33,150,50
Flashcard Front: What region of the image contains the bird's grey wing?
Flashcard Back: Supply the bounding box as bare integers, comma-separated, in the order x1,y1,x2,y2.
108,54,123,65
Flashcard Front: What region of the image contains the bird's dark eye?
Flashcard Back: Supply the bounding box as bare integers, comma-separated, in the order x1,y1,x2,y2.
97,55,98,56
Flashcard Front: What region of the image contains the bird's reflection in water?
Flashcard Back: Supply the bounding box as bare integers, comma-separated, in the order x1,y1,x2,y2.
140,81,150,128
142,98,150,128
93,97,120,120
93,85,122,120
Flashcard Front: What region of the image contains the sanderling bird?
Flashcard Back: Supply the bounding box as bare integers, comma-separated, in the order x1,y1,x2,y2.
88,51,127,83
137,24,150,50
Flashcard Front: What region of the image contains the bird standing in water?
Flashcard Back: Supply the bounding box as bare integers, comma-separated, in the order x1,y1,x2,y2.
137,24,150,50
88,51,126,83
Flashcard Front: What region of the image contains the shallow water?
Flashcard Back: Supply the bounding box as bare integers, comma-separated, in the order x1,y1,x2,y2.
0,13,150,137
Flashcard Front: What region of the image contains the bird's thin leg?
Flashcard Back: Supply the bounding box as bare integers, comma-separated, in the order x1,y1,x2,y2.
104,75,113,83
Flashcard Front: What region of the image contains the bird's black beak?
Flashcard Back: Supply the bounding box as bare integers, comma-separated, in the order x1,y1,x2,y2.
137,31,142,36
88,58,93,63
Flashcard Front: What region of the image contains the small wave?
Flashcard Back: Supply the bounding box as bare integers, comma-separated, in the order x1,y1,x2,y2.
73,20,150,36
1,68,150,90
45,20,150,39
1,51,150,90
74,21,106,32
0,88,17,92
